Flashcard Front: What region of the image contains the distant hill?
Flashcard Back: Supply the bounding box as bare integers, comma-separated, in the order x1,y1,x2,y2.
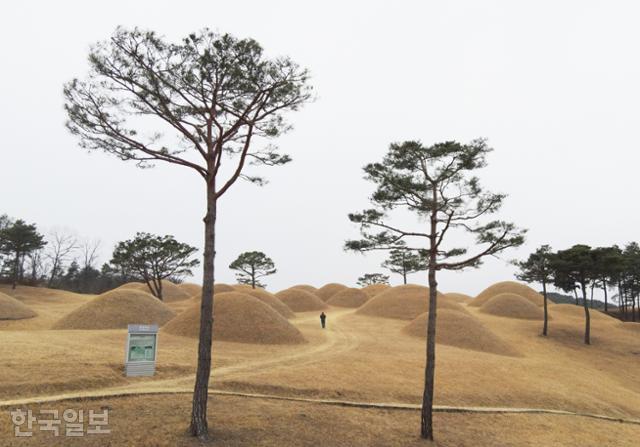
543,291,617,310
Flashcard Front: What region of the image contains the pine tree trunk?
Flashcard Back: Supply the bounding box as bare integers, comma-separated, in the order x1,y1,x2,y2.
251,265,255,289
619,282,626,320
602,279,608,313
421,264,438,440
12,251,19,289
189,181,217,439
542,281,548,336
402,253,407,285
573,288,579,305
421,206,438,441
581,281,590,345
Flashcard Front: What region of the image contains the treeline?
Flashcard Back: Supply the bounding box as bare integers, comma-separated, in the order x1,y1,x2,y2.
0,215,283,299
0,215,199,295
517,243,640,338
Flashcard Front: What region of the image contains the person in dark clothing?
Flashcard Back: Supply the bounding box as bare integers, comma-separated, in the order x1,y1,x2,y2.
320,312,326,329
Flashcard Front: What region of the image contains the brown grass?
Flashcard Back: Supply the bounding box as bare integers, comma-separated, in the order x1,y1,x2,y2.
316,283,348,301
471,281,546,307
622,321,640,332
0,285,92,330
0,292,37,320
356,284,463,320
178,283,202,297
403,309,519,357
443,292,473,303
117,280,192,302
550,303,620,325
51,289,176,330
3,283,640,446
215,283,237,293
3,394,640,447
163,292,306,345
361,283,390,297
243,288,295,319
275,288,328,312
290,284,318,294
233,284,264,291
158,280,193,302
327,288,370,308
479,293,545,320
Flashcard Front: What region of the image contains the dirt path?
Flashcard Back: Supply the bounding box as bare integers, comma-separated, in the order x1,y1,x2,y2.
2,387,640,426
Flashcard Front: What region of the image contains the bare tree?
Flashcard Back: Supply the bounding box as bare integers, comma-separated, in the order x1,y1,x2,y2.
27,248,48,283
80,239,101,271
46,229,78,286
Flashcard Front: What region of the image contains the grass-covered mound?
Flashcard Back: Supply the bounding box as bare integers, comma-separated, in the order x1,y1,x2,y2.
290,284,318,294
178,283,202,297
316,283,348,301
403,309,519,357
162,292,305,344
327,288,370,308
0,292,37,320
115,280,191,302
52,289,176,330
244,288,295,319
550,304,619,325
356,284,462,320
361,284,391,298
276,288,328,312
214,284,236,293
479,293,545,320
471,281,545,307
443,292,473,304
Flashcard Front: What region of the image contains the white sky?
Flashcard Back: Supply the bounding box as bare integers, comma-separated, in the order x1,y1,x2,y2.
2,1,639,296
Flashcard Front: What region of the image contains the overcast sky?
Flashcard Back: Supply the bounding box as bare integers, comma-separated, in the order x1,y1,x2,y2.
2,1,639,296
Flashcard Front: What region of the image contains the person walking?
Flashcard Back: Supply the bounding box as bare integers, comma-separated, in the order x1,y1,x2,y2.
320,312,327,329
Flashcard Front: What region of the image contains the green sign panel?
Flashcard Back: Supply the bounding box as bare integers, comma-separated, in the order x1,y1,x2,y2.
128,334,156,362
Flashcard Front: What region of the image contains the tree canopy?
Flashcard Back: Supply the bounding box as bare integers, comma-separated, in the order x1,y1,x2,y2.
382,244,428,284
346,140,525,270
0,219,47,289
229,251,276,289
110,232,199,300
357,273,390,287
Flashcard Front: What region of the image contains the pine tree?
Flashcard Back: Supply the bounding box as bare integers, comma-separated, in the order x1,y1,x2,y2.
515,245,554,335
229,251,276,289
345,139,525,440
64,27,311,439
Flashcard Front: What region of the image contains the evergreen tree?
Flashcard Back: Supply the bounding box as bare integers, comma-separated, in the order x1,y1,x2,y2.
111,233,199,300
0,219,47,289
382,244,427,284
356,273,390,287
591,246,621,313
345,139,525,440
229,251,276,289
515,245,554,336
64,27,311,438
551,245,597,344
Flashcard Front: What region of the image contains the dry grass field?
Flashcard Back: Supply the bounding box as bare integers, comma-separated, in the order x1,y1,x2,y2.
1,282,639,446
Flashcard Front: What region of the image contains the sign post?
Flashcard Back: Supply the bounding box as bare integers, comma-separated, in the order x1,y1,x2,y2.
125,324,158,377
